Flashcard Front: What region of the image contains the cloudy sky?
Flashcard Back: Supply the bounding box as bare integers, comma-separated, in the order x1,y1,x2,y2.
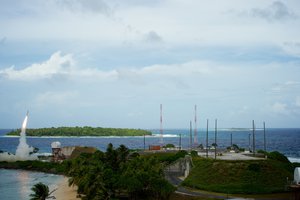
1,0,300,129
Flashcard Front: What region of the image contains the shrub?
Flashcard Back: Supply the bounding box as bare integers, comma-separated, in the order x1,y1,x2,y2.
190,150,198,157
164,144,175,148
267,151,290,163
247,163,261,172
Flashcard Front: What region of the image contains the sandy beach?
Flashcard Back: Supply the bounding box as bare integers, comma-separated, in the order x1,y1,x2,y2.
53,176,80,200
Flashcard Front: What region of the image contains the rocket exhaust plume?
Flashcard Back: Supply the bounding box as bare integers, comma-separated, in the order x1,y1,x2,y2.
0,111,37,162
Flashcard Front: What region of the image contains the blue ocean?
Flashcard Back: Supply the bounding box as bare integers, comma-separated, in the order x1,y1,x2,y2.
0,128,300,199
1,128,300,159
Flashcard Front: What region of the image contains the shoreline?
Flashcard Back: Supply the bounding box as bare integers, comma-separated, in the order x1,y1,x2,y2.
53,176,80,200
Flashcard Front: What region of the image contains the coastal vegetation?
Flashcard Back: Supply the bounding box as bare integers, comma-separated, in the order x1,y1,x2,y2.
6,126,152,137
182,151,299,194
1,146,299,198
64,143,175,199
30,182,56,200
0,160,66,174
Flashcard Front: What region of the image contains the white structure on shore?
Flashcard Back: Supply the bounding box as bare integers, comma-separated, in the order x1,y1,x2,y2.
295,167,300,184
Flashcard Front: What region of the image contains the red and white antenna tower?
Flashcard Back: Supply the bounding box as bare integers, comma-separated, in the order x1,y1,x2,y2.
194,104,198,145
160,104,163,145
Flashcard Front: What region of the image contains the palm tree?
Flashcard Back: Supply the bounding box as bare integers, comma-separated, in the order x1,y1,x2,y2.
30,182,56,200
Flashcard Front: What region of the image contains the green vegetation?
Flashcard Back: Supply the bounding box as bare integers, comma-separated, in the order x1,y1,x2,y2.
64,144,175,199
6,126,152,137
0,160,66,174
142,150,188,165
182,151,295,194
30,182,56,200
163,143,175,148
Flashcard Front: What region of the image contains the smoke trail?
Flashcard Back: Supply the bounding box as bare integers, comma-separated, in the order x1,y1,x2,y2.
0,112,37,162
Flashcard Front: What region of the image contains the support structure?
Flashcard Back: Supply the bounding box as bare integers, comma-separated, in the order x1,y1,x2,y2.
263,121,266,152
214,119,217,160
248,133,251,152
144,134,146,150
189,121,192,151
179,133,182,150
252,120,255,156
206,119,209,158
194,105,198,145
160,104,163,145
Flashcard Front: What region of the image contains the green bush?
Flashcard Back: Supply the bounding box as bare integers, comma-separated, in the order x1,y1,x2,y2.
247,163,261,172
190,150,198,157
267,151,290,163
164,144,175,148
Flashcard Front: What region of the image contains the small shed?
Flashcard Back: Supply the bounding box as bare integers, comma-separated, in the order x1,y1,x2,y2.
295,167,300,184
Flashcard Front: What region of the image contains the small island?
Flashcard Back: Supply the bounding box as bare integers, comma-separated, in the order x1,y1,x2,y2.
6,126,152,137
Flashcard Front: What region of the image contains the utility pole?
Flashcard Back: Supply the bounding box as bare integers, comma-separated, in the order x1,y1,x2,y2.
179,133,182,150
144,134,146,150
263,121,266,152
252,120,255,156
206,119,209,158
160,104,163,145
194,105,198,145
215,119,217,160
248,133,251,152
190,121,193,151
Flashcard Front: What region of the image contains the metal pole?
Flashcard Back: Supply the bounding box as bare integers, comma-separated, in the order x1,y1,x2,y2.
230,133,233,147
194,105,198,145
179,133,182,150
215,119,217,160
190,121,192,151
206,119,209,158
144,134,146,150
160,104,163,145
252,120,255,156
248,133,251,152
263,121,266,152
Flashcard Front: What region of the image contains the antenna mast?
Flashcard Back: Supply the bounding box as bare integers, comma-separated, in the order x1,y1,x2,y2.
160,104,163,145
194,105,198,145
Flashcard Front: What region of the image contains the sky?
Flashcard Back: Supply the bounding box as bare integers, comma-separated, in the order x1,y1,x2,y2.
0,0,300,129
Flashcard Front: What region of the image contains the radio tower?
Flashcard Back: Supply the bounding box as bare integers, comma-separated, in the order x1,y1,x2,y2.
194,105,198,145
160,104,163,145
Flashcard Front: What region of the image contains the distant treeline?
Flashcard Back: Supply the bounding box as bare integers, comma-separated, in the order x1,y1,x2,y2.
6,126,152,137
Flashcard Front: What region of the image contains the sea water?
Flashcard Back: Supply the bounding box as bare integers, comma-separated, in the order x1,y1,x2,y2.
0,169,62,200
0,128,300,198
1,128,299,159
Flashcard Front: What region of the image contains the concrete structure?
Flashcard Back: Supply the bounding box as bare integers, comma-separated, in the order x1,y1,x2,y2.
51,141,64,162
165,155,193,178
51,141,96,162
295,167,300,184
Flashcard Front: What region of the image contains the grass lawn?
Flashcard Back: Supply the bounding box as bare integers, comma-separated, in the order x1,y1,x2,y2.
182,157,293,194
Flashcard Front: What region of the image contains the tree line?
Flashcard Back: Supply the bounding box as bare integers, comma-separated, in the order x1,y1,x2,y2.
7,126,152,137
64,143,175,199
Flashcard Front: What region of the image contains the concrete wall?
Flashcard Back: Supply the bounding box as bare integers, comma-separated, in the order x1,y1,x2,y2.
61,146,76,158
165,155,192,178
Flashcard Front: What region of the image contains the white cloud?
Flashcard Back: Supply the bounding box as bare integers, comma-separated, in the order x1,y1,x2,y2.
250,1,297,21
0,51,119,82
35,91,79,106
282,42,300,57
57,0,112,16
270,80,300,93
270,102,289,115
0,52,226,83
232,1,297,22
0,52,74,81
